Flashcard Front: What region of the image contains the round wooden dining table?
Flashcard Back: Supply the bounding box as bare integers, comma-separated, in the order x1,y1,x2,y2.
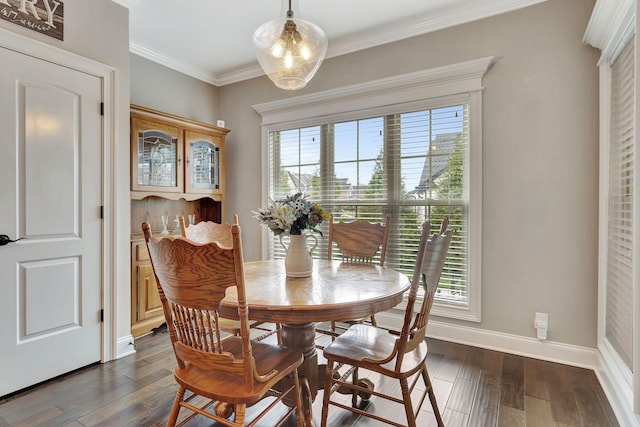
219,259,411,404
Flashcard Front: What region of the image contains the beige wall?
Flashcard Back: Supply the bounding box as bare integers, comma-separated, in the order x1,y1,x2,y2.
130,54,221,124
216,0,600,347
0,0,132,345
129,0,599,348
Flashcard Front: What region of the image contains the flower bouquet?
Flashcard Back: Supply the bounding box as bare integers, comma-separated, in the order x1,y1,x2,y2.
253,192,328,236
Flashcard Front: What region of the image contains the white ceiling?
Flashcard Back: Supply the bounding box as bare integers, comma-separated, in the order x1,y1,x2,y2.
119,0,547,87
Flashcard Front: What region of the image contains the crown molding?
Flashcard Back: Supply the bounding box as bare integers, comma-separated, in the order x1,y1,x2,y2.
583,0,635,63
326,0,547,59
130,40,221,85
111,0,140,9
131,0,544,86
215,64,265,86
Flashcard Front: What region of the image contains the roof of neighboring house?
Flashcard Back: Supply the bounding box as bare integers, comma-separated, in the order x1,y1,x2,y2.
288,172,355,194
411,132,460,195
336,178,351,192
287,172,315,193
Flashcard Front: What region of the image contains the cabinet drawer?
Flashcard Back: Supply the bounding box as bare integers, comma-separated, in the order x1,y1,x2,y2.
135,243,150,261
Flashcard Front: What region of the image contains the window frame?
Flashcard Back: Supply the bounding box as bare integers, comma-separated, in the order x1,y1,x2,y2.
253,57,492,321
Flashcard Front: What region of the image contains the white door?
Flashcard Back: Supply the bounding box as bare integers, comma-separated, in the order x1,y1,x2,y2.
0,46,103,396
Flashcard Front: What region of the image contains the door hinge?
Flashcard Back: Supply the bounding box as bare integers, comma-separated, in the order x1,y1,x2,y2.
100,309,104,323
100,205,104,219
100,102,104,116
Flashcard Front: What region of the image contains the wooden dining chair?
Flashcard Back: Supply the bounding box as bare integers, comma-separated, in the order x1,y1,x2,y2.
179,215,234,247
142,222,307,427
320,219,453,427
328,213,390,267
179,215,281,343
319,214,391,340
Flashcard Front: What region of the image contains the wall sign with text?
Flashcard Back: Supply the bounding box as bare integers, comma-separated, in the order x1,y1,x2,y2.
0,0,63,41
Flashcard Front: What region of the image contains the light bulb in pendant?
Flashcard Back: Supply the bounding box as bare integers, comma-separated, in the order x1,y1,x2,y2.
284,51,294,69
271,39,285,58
299,41,311,60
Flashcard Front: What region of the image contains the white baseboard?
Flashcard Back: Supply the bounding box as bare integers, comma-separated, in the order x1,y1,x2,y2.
595,340,640,427
376,310,640,425
429,319,598,368
375,311,597,368
116,334,136,359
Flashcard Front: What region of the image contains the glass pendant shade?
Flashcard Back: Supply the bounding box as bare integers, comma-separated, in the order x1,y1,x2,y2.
253,15,328,90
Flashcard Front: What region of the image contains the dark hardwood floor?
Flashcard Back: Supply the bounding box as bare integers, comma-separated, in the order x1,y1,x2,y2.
0,324,619,427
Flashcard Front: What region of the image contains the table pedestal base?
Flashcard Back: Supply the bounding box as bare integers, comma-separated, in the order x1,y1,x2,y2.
280,322,318,401
275,323,316,426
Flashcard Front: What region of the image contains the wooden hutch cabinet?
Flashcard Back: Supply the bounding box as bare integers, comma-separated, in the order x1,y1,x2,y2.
130,105,229,337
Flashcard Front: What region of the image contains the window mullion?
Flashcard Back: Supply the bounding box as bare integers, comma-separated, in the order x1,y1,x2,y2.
320,124,333,200
270,132,281,198
385,114,401,262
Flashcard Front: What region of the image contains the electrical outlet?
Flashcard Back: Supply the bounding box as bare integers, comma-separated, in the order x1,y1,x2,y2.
534,312,548,340
217,119,225,128
534,312,548,328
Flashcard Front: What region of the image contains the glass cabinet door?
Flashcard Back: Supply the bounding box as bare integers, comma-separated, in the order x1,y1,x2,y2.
185,130,224,195
131,118,183,192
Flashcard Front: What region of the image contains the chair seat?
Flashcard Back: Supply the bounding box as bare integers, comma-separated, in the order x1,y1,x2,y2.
215,316,280,342
174,336,303,405
337,316,374,327
216,316,243,334
322,324,428,378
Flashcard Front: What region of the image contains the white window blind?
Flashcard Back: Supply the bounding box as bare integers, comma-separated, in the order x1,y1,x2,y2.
255,58,490,320
606,36,634,370
268,100,469,307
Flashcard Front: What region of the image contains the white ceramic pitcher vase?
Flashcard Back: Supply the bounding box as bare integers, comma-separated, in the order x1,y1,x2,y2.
279,234,318,278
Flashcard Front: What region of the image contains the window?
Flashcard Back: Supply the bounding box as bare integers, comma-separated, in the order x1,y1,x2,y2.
254,58,491,321
605,36,634,370
270,103,468,302
585,0,639,418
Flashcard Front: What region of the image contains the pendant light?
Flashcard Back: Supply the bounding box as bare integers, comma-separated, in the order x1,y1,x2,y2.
253,0,328,90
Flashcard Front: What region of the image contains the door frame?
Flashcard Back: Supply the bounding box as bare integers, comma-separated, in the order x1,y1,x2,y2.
0,28,118,362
